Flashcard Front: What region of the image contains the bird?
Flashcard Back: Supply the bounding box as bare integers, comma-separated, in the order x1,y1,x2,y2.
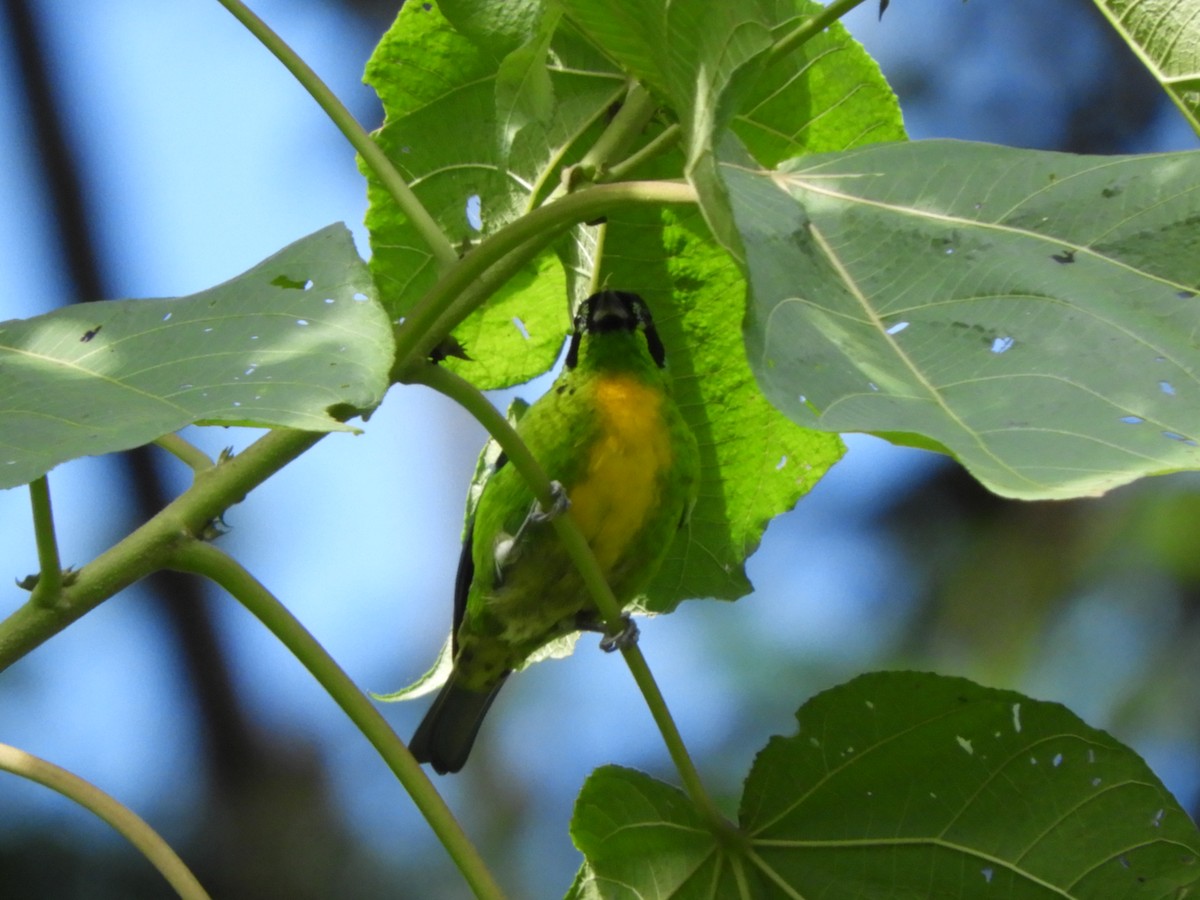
410,290,700,774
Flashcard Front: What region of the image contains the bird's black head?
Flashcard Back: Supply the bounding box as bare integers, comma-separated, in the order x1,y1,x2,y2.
565,291,667,369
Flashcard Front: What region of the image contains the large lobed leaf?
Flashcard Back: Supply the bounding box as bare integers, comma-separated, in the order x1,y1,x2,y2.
0,224,391,491
716,139,1200,500
570,672,1200,898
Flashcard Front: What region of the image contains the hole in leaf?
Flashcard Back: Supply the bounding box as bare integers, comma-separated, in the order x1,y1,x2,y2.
466,194,482,231
990,336,1014,354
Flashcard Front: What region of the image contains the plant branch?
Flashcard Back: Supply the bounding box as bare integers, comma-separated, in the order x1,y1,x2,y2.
409,362,730,833
768,0,870,64
0,428,325,670
577,83,659,178
27,476,63,608
167,540,506,900
0,742,212,900
393,180,697,370
603,123,681,182
213,0,457,272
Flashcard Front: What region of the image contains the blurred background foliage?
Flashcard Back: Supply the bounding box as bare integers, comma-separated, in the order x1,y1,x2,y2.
1,0,1198,897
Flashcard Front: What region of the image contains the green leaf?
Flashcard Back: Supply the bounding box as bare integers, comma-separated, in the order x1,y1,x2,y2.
594,4,903,606
0,224,391,491
1093,0,1200,137
561,0,775,167
439,0,546,56
732,1,905,163
362,1,623,388
571,672,1200,898
690,0,906,281
718,139,1200,499
743,672,1200,896
495,7,562,159
570,766,733,900
603,203,843,608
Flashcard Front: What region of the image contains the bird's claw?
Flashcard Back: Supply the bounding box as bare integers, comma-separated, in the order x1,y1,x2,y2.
598,615,639,653
530,480,570,523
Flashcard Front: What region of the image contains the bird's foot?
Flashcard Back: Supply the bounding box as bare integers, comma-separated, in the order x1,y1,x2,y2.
530,480,570,523
576,613,639,653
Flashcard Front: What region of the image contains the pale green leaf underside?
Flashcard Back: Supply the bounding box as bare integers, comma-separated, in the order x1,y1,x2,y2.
571,672,1200,898
1094,0,1200,137
727,139,1200,499
0,224,392,490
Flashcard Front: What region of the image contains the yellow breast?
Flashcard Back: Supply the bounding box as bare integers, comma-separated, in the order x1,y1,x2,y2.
568,374,674,570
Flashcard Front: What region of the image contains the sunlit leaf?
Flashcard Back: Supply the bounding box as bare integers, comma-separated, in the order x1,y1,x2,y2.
1093,0,1200,137
362,1,622,388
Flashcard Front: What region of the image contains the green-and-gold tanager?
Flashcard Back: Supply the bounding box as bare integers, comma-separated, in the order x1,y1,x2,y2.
410,290,700,774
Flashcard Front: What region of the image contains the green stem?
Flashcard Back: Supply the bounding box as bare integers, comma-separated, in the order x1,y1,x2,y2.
577,83,659,178
768,0,870,63
409,363,730,833
0,742,212,900
393,180,697,368
27,477,62,608
0,428,324,670
603,124,681,182
167,541,506,900
154,433,216,474
214,0,457,272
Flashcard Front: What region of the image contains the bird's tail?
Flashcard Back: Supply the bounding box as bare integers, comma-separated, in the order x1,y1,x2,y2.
409,672,507,774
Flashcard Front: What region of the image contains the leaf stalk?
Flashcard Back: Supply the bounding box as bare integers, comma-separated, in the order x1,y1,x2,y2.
27,476,63,608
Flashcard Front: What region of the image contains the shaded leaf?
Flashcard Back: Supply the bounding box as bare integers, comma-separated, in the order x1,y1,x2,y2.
570,672,1200,898
570,766,736,899
495,7,562,159
716,139,1200,499
0,224,390,490
742,672,1200,896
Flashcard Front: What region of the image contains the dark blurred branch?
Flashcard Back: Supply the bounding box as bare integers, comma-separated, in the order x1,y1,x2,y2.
2,2,360,894
2,0,265,794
